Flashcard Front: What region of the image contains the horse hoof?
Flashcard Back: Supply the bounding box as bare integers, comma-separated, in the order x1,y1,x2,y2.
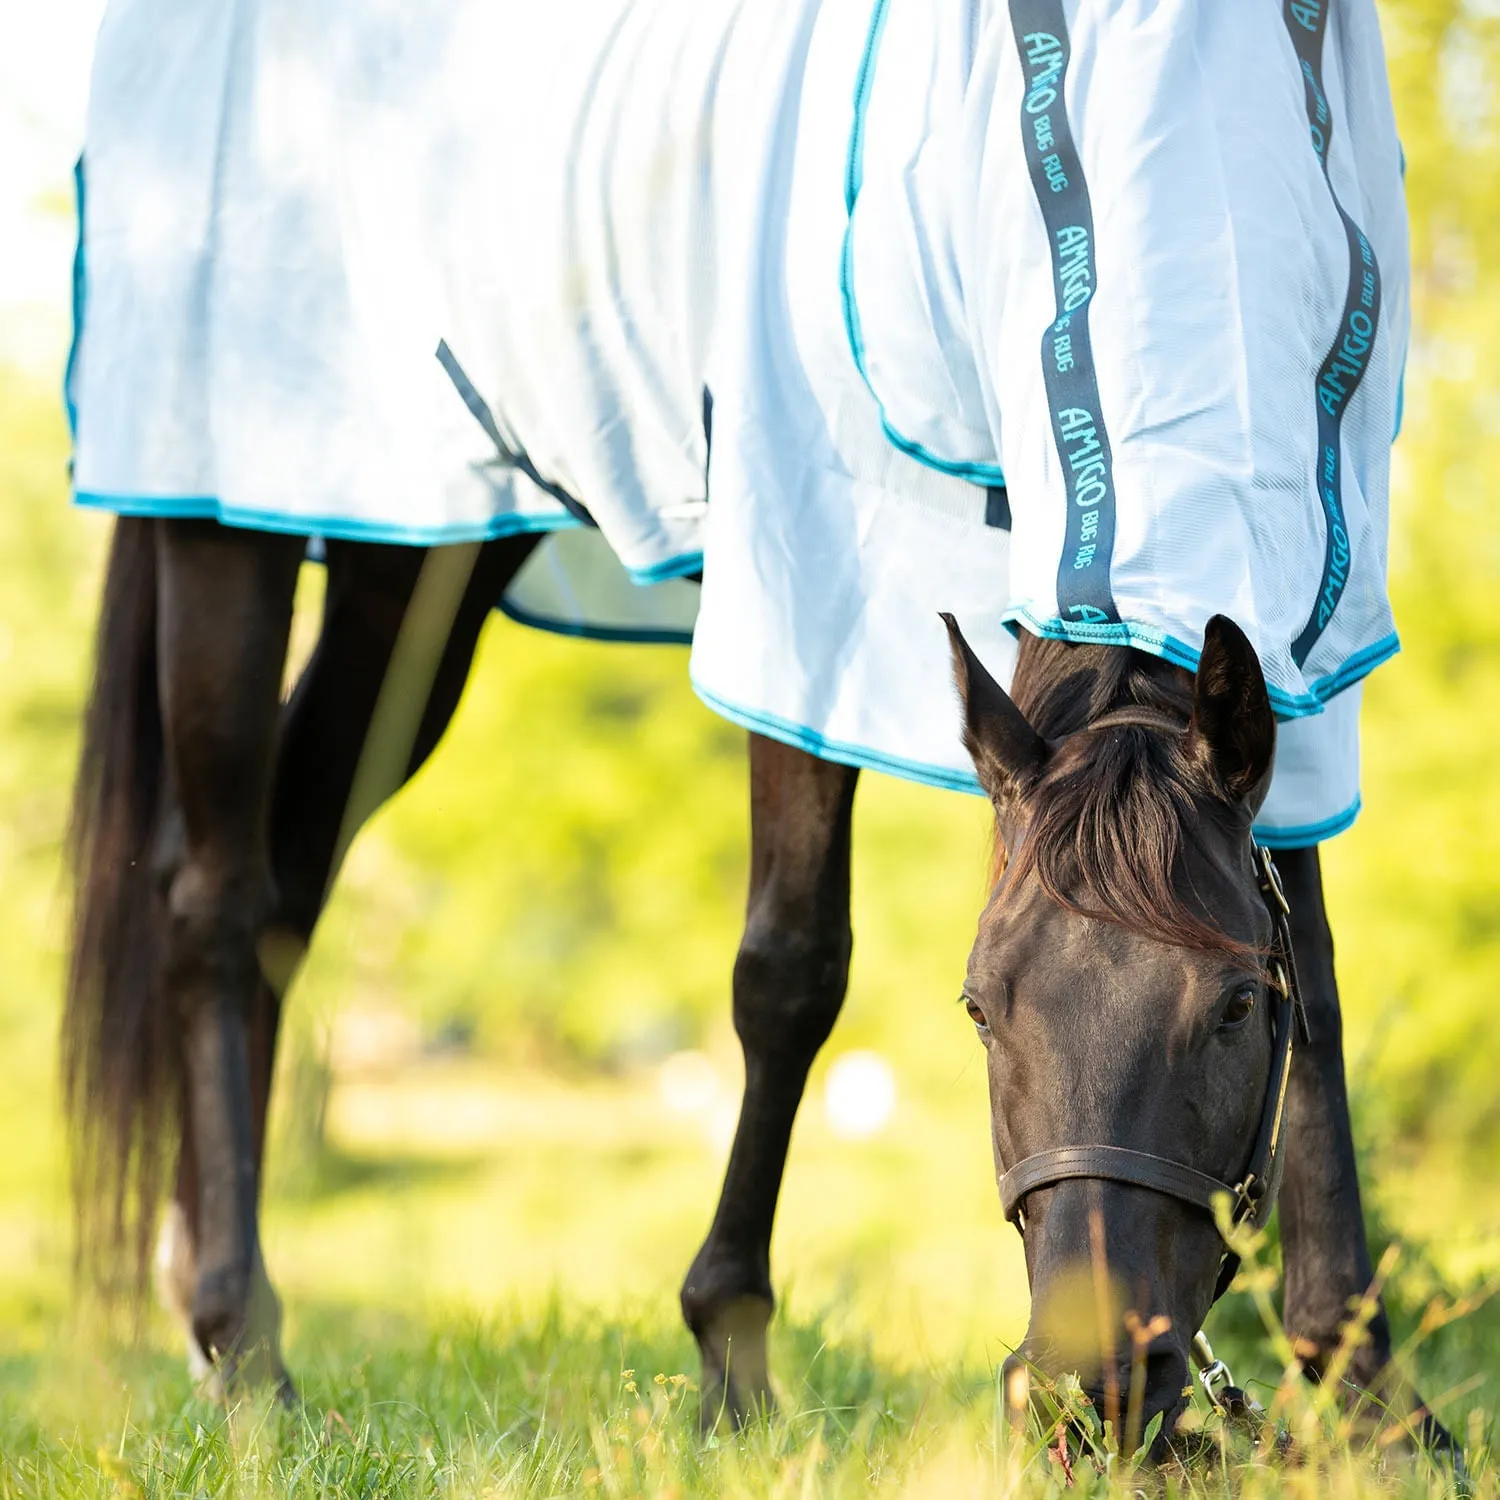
1415,1413,1470,1497
691,1295,775,1434
697,1374,776,1435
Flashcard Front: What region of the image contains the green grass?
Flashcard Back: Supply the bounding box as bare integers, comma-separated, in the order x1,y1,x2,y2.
4,0,1500,1491
1,1290,1495,1498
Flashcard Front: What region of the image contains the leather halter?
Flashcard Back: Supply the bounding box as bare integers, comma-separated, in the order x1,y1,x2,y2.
994,711,1310,1303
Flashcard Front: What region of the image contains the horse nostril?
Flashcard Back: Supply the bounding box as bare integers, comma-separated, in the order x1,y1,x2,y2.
998,1351,1036,1429
998,1346,1079,1432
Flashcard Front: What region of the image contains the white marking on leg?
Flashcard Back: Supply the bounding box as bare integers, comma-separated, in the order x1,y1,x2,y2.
154,1201,220,1395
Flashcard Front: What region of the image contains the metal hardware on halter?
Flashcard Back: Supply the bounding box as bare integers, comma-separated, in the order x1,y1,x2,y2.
1191,1331,1234,1408
995,841,1307,1307
1257,842,1310,1044
1191,1332,1263,1429
1256,841,1290,915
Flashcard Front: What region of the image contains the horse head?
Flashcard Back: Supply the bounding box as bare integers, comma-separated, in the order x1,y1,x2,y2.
945,613,1289,1453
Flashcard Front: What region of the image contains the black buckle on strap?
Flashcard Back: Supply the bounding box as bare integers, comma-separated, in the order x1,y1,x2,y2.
1256,844,1310,1044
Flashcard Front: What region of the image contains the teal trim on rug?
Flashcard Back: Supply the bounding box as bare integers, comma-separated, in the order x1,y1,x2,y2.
697,675,1363,844
64,156,86,441
693,676,986,795
1003,604,1399,720
626,551,704,585
1307,632,1401,703
697,673,1364,844
1253,797,1361,849
73,490,585,547
1394,140,1406,442
498,597,694,647
839,0,1006,489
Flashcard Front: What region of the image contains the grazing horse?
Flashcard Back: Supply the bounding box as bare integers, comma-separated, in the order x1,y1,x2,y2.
61,0,1450,1459
64,526,1440,1450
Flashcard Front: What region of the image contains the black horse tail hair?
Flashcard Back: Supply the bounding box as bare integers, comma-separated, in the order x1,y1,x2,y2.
62,516,179,1303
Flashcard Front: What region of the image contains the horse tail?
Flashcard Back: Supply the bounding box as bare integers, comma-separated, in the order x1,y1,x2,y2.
62,516,179,1299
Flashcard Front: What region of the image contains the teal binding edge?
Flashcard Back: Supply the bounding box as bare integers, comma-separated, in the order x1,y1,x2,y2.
839,0,1006,488
1003,604,1400,721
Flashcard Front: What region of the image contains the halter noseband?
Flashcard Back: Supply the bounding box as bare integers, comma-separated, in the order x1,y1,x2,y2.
994,712,1310,1303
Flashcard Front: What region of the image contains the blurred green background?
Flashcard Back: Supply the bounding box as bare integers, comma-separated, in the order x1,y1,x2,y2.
0,0,1498,1473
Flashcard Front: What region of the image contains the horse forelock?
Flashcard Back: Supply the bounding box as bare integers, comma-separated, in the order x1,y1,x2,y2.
1001,638,1259,962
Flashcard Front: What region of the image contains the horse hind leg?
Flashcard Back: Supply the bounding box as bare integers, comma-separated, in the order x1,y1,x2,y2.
255,533,540,1097
155,1195,216,1391
681,736,857,1427
155,947,282,1396
248,535,541,1118
157,536,537,1380
262,537,537,943
154,518,302,1390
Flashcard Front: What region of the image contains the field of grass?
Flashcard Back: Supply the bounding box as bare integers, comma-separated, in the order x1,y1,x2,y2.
3,0,1500,1493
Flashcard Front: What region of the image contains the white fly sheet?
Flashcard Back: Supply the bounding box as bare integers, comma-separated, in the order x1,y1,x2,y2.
69,0,1408,843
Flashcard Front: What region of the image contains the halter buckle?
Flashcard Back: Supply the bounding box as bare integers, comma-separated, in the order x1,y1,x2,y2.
1191,1332,1233,1404
1256,845,1291,916
1192,1332,1265,1431
1199,1358,1234,1409
1231,1173,1261,1222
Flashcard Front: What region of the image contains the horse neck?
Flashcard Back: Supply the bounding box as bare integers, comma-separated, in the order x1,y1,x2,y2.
1008,635,1195,742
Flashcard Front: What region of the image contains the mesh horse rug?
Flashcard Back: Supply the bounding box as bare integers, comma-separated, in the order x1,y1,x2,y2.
69,0,1408,841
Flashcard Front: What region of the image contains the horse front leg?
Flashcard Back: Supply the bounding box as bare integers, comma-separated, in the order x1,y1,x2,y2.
681,736,858,1426
155,519,302,1390
1275,846,1455,1453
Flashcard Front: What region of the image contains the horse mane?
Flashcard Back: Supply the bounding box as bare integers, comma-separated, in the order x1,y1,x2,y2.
997,637,1257,962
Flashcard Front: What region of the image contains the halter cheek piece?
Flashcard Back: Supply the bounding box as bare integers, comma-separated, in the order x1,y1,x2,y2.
996,806,1310,1306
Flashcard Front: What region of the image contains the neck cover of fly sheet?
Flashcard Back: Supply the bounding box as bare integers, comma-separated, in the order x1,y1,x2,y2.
69,0,1407,845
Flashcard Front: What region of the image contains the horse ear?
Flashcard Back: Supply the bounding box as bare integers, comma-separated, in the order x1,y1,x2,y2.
941,614,1049,806
1185,615,1276,814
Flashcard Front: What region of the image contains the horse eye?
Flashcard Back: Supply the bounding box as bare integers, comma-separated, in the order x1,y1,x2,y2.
963,995,990,1032
1220,986,1257,1029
